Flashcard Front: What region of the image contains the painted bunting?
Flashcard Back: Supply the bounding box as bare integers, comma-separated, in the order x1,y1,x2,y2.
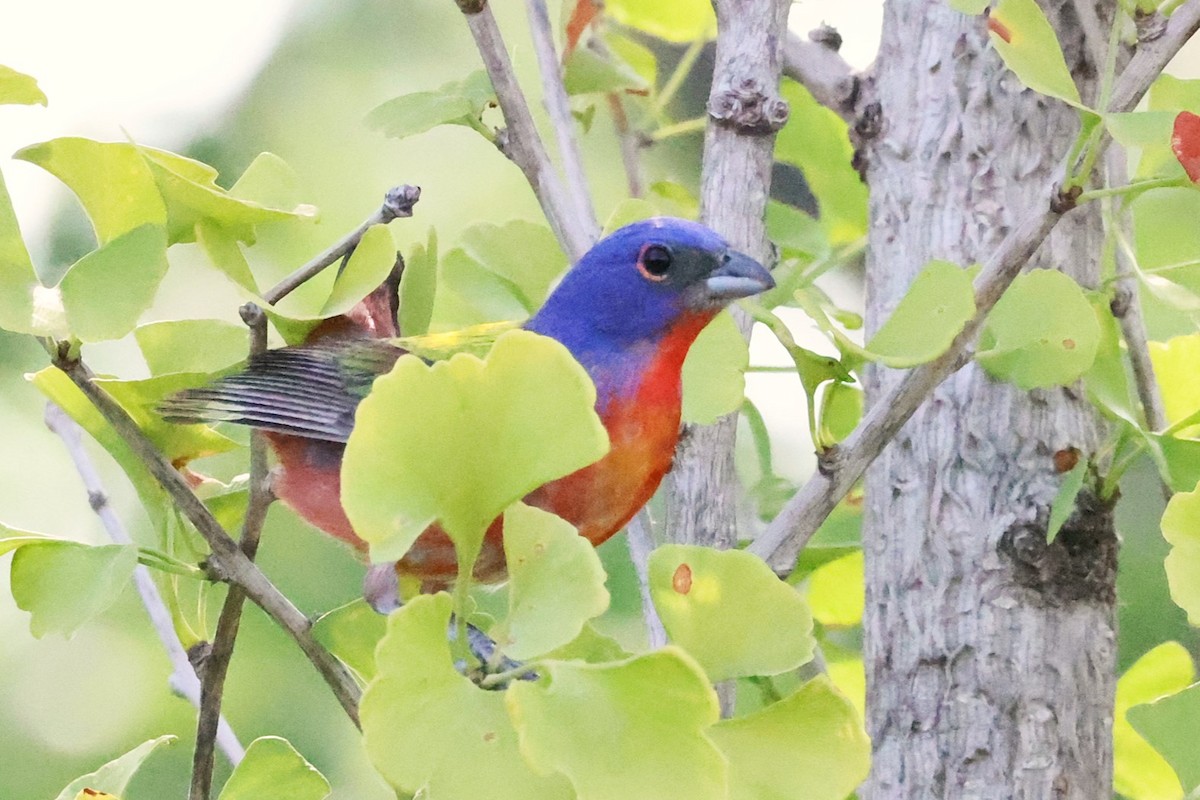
163,218,773,590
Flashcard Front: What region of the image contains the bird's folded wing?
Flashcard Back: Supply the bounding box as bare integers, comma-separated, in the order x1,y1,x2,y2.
159,340,404,442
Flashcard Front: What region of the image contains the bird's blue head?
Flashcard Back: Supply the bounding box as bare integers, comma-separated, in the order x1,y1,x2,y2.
527,218,774,360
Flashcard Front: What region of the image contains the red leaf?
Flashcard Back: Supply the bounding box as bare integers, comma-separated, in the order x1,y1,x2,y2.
1172,110,1200,183
564,0,601,59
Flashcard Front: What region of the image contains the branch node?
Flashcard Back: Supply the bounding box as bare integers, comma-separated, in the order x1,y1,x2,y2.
810,24,843,52
456,0,487,13
1109,284,1132,318
1050,184,1083,213
816,444,842,478
1136,10,1168,43
87,489,109,512
707,84,790,134
381,184,422,221
238,302,265,329
188,641,213,682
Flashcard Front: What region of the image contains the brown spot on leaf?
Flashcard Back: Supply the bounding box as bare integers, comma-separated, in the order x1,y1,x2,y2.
483,730,497,743
1062,338,1076,350
987,15,1012,43
673,563,693,594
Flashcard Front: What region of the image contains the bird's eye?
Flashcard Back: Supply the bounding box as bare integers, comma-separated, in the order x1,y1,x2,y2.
638,244,673,281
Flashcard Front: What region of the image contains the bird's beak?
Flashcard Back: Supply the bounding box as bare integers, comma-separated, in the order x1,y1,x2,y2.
704,250,775,302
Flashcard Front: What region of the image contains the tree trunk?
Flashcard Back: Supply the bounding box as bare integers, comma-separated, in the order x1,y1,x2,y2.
861,3,1118,798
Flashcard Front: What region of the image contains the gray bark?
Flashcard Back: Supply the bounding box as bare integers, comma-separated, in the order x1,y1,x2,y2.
861,3,1118,798
666,0,791,550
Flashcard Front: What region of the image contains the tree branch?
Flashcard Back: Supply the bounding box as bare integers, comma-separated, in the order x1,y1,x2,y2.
524,0,600,237
262,185,421,305
190,304,272,800
43,404,246,769
49,347,363,727
457,1,594,261
626,510,666,649
750,3,1200,573
667,0,791,549
782,28,861,123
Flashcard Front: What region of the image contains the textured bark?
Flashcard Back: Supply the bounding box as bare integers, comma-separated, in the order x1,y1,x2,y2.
666,0,790,549
861,3,1118,798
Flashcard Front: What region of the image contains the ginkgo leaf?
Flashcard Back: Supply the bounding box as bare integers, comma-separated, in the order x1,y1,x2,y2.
987,0,1085,109
53,736,175,800
866,260,976,367
1114,642,1194,799
0,64,47,106
342,330,609,568
217,737,329,800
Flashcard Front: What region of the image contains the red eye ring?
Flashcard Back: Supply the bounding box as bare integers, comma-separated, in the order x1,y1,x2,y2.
637,243,673,281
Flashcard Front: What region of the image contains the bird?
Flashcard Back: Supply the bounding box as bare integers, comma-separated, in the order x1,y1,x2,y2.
162,217,773,592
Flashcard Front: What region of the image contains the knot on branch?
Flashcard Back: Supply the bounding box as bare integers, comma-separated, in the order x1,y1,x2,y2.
997,491,1117,607
1050,184,1082,214
188,640,213,682
810,24,843,52
708,78,790,134
1135,10,1167,43
455,0,487,14
381,185,422,221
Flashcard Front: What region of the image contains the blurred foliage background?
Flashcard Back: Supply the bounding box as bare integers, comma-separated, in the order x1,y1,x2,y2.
0,0,1197,797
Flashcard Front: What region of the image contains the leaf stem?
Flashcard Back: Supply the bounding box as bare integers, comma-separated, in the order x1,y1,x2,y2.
478,659,544,689
649,116,708,142
649,37,706,121
1076,176,1182,203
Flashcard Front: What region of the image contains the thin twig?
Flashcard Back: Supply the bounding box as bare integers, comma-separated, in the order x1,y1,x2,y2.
608,94,644,198
457,2,593,261
750,3,1200,573
262,185,421,305
48,346,363,726
626,510,666,649
190,304,273,800
524,0,599,238
781,29,860,123
43,404,246,768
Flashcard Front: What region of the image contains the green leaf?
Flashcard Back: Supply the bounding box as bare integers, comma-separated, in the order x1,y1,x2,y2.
320,223,396,316
1150,334,1200,437
1105,110,1184,180
432,248,533,331
58,224,169,341
775,80,867,244
1084,300,1138,426
343,330,610,566
489,503,609,659
0,64,47,105
53,736,176,800
866,260,976,367
682,311,749,425
1133,189,1200,281
142,147,315,245
361,593,572,799
818,381,862,445
459,220,567,312
399,228,438,336
649,544,815,681
1151,433,1200,494
228,152,302,210
135,319,249,375
977,270,1100,389
0,167,44,335
312,599,387,683
218,736,330,800
605,0,714,41
563,46,650,95
948,0,989,13
807,550,864,627
366,71,495,141
1128,682,1200,795
541,622,633,663
602,198,660,235
987,0,1085,109
765,201,829,261
9,539,137,638
1162,482,1200,624
1114,642,1194,800
709,676,870,800
507,648,726,800
195,220,261,294
649,181,699,219
1046,456,1087,543
16,137,167,244
606,32,658,87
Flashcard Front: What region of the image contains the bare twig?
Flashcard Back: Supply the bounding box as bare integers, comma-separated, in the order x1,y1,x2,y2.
608,94,644,198
262,185,421,305
44,404,246,768
782,29,860,123
457,2,594,261
190,304,273,800
625,510,666,649
750,3,1200,573
524,0,599,237
667,0,791,549
48,346,362,727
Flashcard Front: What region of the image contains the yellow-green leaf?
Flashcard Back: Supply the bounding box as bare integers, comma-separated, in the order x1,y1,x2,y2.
0,167,43,335
490,503,609,659
361,594,572,799
507,648,726,800
9,539,137,638
319,223,396,317
0,64,47,106
342,330,609,567
217,737,329,800
53,736,175,800
58,225,169,342
807,550,864,627
988,0,1085,109
866,260,976,367
710,676,870,800
1162,482,1200,625
1149,334,1200,437
312,599,387,683
649,545,815,680
1128,682,1200,795
682,310,749,425
1114,642,1193,800
605,0,716,42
